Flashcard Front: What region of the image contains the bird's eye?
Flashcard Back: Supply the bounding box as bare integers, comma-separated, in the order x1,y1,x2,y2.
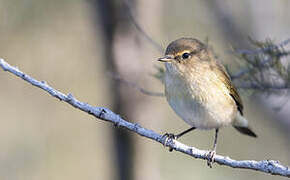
182,52,190,59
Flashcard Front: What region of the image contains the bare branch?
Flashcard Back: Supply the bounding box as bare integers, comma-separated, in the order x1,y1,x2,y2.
110,73,164,97
235,38,290,55
235,81,290,90
0,58,290,178
123,0,164,53
231,38,290,80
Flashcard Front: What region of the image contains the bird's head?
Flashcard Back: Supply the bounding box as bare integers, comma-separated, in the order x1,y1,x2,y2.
158,38,209,68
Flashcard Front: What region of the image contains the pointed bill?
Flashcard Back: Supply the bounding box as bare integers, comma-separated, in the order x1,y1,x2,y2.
157,55,174,62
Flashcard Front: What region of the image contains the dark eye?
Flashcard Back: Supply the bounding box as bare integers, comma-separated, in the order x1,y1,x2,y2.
182,52,190,59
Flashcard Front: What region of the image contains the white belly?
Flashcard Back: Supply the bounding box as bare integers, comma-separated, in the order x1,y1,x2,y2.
166,89,221,129
164,68,235,129
166,92,207,128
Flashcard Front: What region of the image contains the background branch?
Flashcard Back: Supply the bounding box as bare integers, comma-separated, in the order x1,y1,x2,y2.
231,38,290,80
123,0,164,53
110,73,164,97
234,38,290,56
1,58,290,178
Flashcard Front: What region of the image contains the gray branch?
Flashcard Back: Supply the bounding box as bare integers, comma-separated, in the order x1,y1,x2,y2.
235,81,290,90
110,73,164,97
0,58,289,178
123,0,164,53
231,38,290,80
235,38,290,55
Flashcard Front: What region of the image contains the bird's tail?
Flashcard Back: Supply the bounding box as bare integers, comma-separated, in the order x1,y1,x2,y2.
233,113,257,138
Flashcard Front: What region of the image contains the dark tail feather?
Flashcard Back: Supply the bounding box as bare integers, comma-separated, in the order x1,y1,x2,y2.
234,126,257,138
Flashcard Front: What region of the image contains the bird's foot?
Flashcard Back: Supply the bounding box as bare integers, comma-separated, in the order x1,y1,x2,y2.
162,133,177,152
206,150,216,168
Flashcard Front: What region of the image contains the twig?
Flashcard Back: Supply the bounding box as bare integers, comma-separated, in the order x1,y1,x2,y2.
123,0,164,53
110,73,164,97
231,38,290,80
235,81,289,90
235,38,290,55
0,58,289,178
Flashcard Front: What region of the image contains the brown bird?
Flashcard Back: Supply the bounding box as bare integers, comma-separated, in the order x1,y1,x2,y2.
158,38,257,167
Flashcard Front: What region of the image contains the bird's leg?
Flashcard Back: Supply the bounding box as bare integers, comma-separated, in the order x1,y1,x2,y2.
175,127,196,139
207,128,219,168
162,127,196,152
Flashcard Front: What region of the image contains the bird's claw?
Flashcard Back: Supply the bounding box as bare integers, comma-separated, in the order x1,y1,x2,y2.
162,133,177,152
206,150,216,168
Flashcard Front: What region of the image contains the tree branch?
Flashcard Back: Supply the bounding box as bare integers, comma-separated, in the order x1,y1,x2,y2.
235,81,290,90
123,0,164,53
231,38,290,80
0,58,289,178
234,38,290,55
110,73,164,97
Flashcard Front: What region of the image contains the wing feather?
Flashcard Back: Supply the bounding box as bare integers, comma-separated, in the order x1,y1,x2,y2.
215,61,244,115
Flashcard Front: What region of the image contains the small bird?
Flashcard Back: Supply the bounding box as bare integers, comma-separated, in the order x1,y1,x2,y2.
158,38,257,167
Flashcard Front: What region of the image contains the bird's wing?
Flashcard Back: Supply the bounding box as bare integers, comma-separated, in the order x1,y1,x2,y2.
215,61,244,115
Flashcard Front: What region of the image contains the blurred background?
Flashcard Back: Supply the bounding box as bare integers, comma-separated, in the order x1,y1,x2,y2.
0,0,289,179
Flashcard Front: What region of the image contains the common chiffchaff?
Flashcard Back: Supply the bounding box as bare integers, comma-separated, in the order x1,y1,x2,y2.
158,38,257,166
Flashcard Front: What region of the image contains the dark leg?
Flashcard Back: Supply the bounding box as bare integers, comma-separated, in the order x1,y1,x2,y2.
207,128,219,168
213,128,219,151
162,127,196,152
175,127,196,139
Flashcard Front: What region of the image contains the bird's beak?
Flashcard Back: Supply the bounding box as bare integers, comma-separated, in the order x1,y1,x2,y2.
157,55,174,62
